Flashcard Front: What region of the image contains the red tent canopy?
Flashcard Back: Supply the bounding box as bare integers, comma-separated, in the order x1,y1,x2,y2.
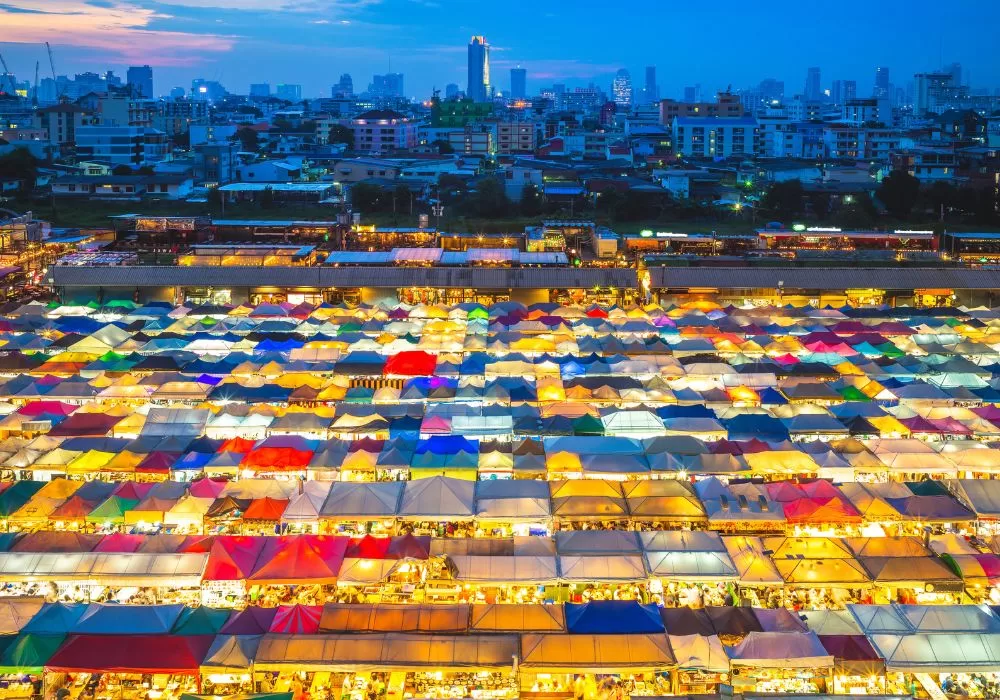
248,535,347,585
782,496,862,524
345,535,392,559
50,495,99,521
243,497,289,521
202,536,266,581
219,437,256,454
269,604,322,634
46,413,123,437
383,351,437,376
135,451,181,474
12,531,101,553
240,447,313,471
47,635,214,674
93,533,146,553
18,401,77,417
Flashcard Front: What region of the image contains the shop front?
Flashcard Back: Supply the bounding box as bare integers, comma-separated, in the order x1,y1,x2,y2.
518,632,675,700
252,633,518,700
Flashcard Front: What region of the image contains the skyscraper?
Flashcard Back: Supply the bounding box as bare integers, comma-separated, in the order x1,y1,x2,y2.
332,74,353,97
804,67,821,101
445,83,460,99
276,84,302,101
369,73,404,98
831,79,856,104
944,62,963,86
126,65,153,99
510,67,527,100
467,36,491,102
644,66,657,103
874,66,890,98
249,83,270,98
683,85,701,103
612,69,632,106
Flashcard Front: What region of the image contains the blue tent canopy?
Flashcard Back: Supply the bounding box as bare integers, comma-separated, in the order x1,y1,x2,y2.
565,601,665,634
725,414,790,442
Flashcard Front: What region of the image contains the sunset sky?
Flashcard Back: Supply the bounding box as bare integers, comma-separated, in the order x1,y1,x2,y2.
1,0,998,99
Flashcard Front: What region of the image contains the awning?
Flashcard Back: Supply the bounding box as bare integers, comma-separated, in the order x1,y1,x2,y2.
47,634,215,673
727,631,833,669
254,633,517,671
519,633,675,672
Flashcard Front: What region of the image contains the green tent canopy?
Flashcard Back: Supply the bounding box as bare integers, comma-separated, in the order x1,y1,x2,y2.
85,496,140,524
0,634,65,674
171,607,232,636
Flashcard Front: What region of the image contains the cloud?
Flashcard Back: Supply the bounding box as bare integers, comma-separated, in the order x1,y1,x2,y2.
0,1,235,66
310,18,330,23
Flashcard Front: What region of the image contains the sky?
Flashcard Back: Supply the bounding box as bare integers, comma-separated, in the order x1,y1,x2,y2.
1,0,998,100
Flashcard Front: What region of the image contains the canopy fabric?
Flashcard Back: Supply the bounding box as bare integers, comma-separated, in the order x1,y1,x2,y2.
47,634,215,673
519,633,675,672
727,631,834,668
254,633,518,671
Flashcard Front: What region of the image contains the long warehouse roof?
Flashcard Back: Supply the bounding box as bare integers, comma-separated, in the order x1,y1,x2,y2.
50,265,638,290
647,267,1000,290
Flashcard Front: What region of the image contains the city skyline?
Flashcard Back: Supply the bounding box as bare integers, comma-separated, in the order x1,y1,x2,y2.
1,0,999,99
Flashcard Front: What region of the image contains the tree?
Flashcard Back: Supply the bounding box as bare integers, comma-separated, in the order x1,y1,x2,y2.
519,184,544,217
468,177,511,218
807,192,832,219
762,179,806,218
326,124,355,147
877,170,921,219
234,127,259,152
0,148,38,196
350,183,387,213
258,186,275,209
207,186,224,210
431,138,454,154
112,164,134,176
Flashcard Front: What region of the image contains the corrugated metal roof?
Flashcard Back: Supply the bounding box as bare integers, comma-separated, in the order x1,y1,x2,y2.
52,265,637,290
648,266,1000,290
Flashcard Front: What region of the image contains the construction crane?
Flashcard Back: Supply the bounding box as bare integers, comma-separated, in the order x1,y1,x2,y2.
0,51,18,96
44,41,62,99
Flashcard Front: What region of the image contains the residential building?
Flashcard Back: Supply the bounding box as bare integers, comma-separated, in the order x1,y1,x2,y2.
467,36,491,102
75,125,170,166
193,141,237,185
510,68,527,100
672,116,759,158
447,125,494,156
915,72,955,115
34,103,91,147
51,173,193,198
189,124,238,146
683,85,701,103
659,91,743,126
343,109,418,154
842,98,883,126
97,95,156,128
250,84,271,98
892,148,958,182
496,121,537,155
235,159,303,183
126,65,153,99
152,99,210,137
612,69,632,106
276,84,303,102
